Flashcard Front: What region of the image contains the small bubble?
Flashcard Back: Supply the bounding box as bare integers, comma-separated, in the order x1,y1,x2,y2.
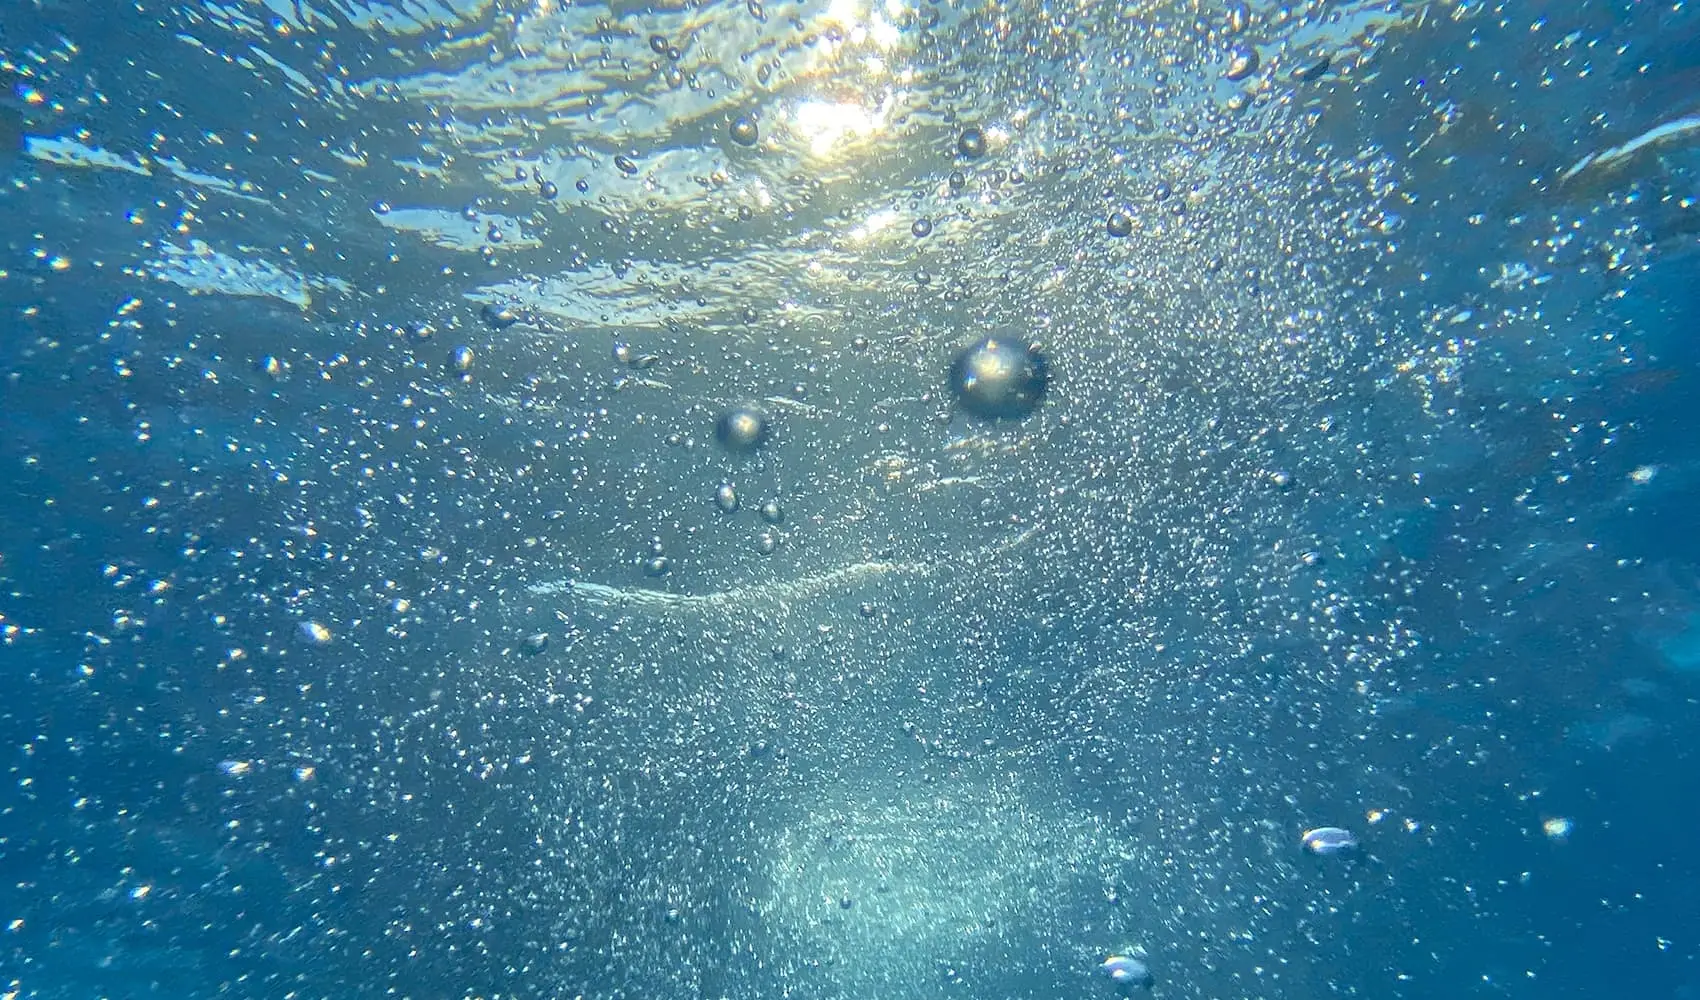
1225,42,1260,81
481,303,519,329
1301,826,1358,857
299,621,332,645
540,180,559,200
912,218,933,238
1294,54,1331,82
729,115,760,147
715,483,740,513
1106,211,1133,238
758,500,784,524
956,125,986,158
450,345,476,375
614,154,639,176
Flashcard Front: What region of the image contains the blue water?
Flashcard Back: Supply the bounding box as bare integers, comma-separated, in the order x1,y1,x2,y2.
2,0,1700,998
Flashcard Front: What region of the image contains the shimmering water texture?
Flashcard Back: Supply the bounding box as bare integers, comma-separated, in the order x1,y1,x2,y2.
3,1,1700,999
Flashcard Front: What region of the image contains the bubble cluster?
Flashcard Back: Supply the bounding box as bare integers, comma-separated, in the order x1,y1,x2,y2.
0,2,1684,1000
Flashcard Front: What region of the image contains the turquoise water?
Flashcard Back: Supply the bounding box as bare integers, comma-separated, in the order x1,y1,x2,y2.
2,1,1699,997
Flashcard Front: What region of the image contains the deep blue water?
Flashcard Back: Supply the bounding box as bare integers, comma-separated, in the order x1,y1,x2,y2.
3,0,1700,998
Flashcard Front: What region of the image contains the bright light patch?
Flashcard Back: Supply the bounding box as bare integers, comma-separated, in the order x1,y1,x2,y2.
793,99,885,157
1542,816,1573,840
826,0,864,23
869,12,901,48
850,207,899,241
821,0,902,49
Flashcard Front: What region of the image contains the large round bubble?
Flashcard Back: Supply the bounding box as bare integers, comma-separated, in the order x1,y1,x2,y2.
946,337,1050,420
715,403,772,453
